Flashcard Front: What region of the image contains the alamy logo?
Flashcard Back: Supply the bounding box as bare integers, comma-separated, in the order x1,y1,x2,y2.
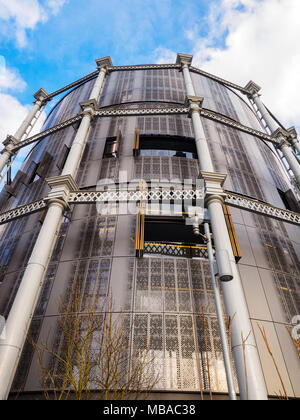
0,315,6,340
95,171,205,223
291,315,300,341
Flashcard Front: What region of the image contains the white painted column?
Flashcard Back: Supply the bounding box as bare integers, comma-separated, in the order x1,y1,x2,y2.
188,96,214,172
245,81,300,187
14,89,48,141
252,93,278,133
275,129,300,186
0,57,111,400
0,137,17,174
177,54,268,400
61,102,94,178
288,127,300,156
205,183,268,401
291,138,300,156
0,197,66,400
0,89,48,175
62,61,109,178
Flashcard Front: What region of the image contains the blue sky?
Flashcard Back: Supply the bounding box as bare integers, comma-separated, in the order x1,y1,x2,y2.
1,0,212,106
0,0,300,148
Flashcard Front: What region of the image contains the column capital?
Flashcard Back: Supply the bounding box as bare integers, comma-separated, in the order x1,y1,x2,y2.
201,171,227,204
186,95,204,116
79,99,98,117
46,174,78,208
287,126,297,140
2,135,19,149
1,135,19,157
176,53,193,68
244,80,261,97
33,88,49,104
96,56,113,72
286,126,298,146
272,127,291,148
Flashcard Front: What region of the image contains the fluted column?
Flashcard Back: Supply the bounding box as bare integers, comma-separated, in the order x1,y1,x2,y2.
245,81,300,187
0,57,111,400
177,53,268,400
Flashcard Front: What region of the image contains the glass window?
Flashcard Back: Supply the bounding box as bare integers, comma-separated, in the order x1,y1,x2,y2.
103,137,118,158
139,135,197,159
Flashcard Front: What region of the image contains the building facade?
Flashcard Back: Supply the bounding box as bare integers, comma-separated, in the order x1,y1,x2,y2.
0,55,299,399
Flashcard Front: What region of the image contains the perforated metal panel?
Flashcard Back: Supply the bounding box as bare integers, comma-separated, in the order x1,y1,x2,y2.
134,156,199,182
132,257,236,393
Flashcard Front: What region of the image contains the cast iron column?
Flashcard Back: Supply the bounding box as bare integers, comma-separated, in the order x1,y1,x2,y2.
245,81,300,187
177,53,268,400
0,57,112,400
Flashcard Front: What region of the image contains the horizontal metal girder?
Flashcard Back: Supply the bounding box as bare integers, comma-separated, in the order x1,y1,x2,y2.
0,189,299,227
10,106,278,154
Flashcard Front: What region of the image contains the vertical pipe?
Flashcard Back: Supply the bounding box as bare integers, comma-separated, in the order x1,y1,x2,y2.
204,222,237,400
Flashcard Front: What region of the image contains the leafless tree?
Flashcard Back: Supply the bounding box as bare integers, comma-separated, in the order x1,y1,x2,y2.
31,280,158,400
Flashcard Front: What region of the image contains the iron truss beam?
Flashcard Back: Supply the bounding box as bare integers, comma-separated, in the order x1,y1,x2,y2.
109,64,180,72
0,199,47,225
12,115,83,152
189,67,250,95
94,106,189,118
46,71,99,100
44,65,180,102
225,192,300,225
11,106,278,153
200,109,279,145
43,64,250,102
0,189,299,227
68,187,204,204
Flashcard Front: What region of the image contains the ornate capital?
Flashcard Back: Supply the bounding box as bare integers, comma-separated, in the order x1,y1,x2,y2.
200,171,227,204
287,127,298,144
272,127,290,148
244,80,261,96
33,88,49,104
46,175,78,209
186,95,204,117
3,135,19,148
176,53,193,68
96,56,113,72
80,99,98,118
1,135,19,155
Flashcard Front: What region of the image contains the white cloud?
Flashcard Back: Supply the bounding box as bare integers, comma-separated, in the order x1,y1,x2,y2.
152,47,177,65
0,56,45,147
0,0,67,47
0,57,27,92
193,0,300,130
46,0,68,15
154,0,300,131
0,93,30,142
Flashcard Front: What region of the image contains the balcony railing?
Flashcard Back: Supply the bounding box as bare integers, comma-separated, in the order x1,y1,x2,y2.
144,241,208,259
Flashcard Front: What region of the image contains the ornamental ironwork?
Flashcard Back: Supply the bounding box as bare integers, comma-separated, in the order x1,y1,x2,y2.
144,241,209,259
0,188,299,227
